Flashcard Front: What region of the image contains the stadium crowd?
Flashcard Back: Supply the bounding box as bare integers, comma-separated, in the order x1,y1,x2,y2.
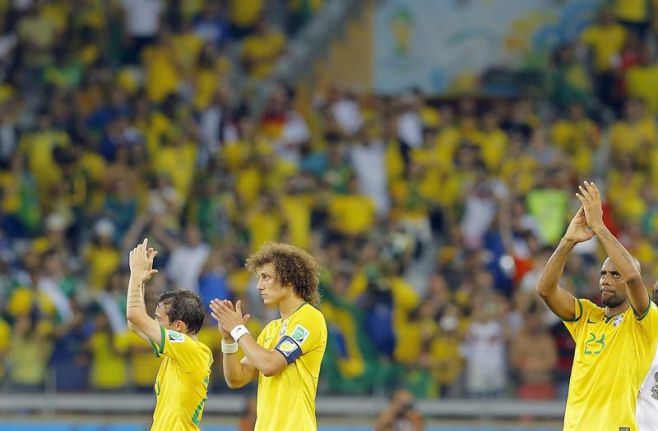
1,0,658,403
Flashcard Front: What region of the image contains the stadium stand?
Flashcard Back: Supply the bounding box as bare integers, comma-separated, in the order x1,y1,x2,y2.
1,1,658,429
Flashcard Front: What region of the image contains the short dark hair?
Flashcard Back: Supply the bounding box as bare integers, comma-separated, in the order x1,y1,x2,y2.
246,242,321,306
157,290,204,335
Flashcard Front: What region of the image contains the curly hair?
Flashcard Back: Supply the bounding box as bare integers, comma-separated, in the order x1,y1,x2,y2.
246,242,321,306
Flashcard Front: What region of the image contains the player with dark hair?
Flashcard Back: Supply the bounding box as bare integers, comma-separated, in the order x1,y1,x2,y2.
211,241,327,431
126,239,212,430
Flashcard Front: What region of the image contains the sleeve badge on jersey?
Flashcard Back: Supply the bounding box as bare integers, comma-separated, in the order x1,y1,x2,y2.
290,325,309,345
168,330,185,343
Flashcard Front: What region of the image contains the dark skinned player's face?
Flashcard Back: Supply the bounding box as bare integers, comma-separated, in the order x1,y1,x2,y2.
599,258,627,308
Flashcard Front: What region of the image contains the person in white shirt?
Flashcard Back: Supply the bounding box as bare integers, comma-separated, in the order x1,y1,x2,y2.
461,295,508,397
165,224,210,293
120,0,164,63
636,283,658,431
349,136,389,216
121,0,164,39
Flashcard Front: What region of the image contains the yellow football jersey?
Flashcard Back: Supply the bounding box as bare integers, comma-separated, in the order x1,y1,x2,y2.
148,326,213,431
255,303,327,431
563,298,658,431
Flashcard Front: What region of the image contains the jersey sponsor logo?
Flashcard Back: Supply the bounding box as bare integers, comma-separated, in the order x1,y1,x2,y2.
290,325,309,345
584,332,605,355
587,318,597,324
168,330,185,343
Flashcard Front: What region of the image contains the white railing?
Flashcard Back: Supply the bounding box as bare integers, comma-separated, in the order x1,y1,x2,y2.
0,394,566,419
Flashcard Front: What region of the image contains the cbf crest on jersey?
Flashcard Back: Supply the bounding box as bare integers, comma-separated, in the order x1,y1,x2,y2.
612,314,624,327
279,320,288,337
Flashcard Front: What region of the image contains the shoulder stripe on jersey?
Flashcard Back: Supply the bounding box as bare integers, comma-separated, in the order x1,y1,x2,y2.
636,299,652,321
158,325,165,354
149,339,159,357
563,298,583,322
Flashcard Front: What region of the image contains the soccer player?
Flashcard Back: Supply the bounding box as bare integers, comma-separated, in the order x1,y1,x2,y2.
537,181,658,431
636,282,658,431
126,238,213,430
210,242,327,431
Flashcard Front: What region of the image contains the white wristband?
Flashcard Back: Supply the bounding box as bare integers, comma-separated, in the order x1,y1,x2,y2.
230,324,250,341
221,340,239,354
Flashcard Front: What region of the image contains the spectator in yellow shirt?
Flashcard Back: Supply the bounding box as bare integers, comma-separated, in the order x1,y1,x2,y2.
624,46,658,114
328,177,377,239
18,112,70,206
17,6,58,68
550,103,599,176
476,111,508,172
88,311,129,391
229,0,263,37
8,315,52,391
142,37,180,103
84,219,121,291
242,18,287,79
247,193,285,252
280,176,313,250
610,98,658,167
579,9,626,108
613,0,649,40
152,132,197,203
0,316,10,382
127,330,161,391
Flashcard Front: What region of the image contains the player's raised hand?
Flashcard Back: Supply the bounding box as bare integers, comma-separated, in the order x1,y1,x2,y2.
564,206,594,244
129,238,159,281
210,299,233,339
576,180,604,231
210,299,251,340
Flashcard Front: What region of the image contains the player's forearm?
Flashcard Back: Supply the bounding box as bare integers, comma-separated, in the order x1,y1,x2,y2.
238,335,283,377
126,274,148,322
592,223,648,311
536,238,574,298
374,412,396,431
127,320,147,339
125,270,162,344
592,224,643,285
222,353,252,388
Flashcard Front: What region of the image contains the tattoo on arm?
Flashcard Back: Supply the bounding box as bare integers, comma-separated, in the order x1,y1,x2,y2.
127,279,146,309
